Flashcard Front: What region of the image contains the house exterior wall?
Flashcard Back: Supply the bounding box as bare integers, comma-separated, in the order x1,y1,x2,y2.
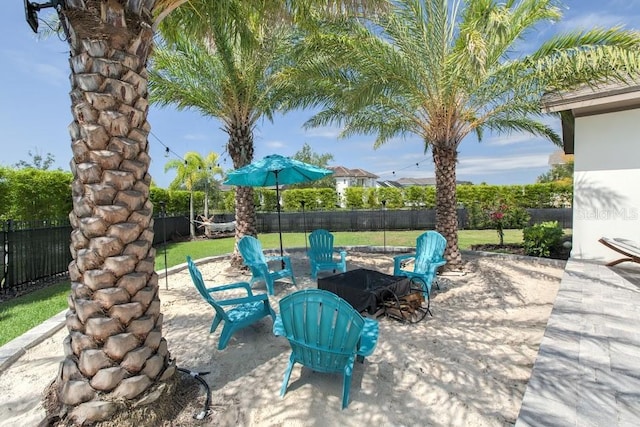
572,108,640,261
335,177,349,198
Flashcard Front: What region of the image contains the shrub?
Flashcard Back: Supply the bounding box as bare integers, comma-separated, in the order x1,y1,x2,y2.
523,221,564,257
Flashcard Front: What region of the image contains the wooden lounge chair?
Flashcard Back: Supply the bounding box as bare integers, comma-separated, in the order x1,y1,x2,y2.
598,237,640,266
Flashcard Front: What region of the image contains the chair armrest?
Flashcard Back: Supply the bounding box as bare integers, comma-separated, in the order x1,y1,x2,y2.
206,281,254,296
217,293,269,307
272,315,285,336
432,259,446,269
265,255,289,262
394,254,415,263
337,250,347,260
393,254,415,274
427,258,447,275
357,318,379,357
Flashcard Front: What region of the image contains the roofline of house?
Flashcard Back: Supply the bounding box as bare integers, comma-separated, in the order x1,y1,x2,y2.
542,84,640,116
541,81,640,155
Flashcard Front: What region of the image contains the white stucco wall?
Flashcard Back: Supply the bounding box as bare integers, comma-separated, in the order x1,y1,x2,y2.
572,108,640,261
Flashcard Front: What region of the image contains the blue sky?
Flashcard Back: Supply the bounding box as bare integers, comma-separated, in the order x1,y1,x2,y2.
1,1,639,189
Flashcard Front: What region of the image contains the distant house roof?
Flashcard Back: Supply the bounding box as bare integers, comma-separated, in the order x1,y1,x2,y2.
397,177,436,186
328,166,379,179
396,177,473,186
377,180,404,188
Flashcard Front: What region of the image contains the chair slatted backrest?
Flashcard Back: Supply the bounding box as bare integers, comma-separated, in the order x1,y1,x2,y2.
309,229,336,263
186,256,229,322
279,289,364,372
238,236,267,265
414,231,447,274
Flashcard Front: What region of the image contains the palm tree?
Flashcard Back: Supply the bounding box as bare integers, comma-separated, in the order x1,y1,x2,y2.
31,1,383,424
164,151,213,238
38,1,177,424
151,1,385,267
197,152,225,218
149,17,291,265
281,0,640,266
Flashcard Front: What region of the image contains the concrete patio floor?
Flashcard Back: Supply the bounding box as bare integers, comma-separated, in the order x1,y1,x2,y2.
516,259,640,426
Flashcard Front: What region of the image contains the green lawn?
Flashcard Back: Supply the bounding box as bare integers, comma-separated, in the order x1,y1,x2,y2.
153,229,524,270
0,229,523,346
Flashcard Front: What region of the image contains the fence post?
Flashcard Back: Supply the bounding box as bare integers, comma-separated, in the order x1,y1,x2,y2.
5,219,13,288
1,220,7,288
381,201,387,253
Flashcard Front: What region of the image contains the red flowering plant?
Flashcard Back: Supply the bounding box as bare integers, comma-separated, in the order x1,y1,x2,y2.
489,203,508,246
482,201,530,246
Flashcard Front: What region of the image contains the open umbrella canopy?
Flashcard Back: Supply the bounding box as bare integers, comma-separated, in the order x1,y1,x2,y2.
223,154,333,187
224,154,334,262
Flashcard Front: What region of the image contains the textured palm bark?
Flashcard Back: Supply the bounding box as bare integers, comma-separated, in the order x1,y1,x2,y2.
226,120,257,267
50,0,175,423
433,144,463,266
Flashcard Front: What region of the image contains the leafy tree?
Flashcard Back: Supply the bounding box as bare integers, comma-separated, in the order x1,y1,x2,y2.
281,0,640,266
191,152,224,217
165,151,217,238
150,11,294,266
291,143,335,188
13,149,56,170
537,155,574,184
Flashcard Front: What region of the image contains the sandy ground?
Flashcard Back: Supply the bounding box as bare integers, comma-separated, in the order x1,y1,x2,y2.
0,250,563,427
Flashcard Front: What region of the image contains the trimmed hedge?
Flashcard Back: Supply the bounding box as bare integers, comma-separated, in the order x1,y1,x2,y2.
1,165,573,222
0,167,73,221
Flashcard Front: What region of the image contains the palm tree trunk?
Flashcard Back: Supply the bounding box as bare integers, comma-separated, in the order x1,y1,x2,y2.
49,1,174,423
189,190,195,238
433,144,462,267
227,120,257,267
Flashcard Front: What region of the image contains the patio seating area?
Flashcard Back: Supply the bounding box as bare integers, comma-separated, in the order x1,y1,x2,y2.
0,249,564,425
2,249,640,425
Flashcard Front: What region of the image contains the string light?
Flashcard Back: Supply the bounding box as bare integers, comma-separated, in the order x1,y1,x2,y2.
149,131,186,163
377,158,430,179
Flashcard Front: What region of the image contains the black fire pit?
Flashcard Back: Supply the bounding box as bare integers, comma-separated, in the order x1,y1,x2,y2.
317,268,412,314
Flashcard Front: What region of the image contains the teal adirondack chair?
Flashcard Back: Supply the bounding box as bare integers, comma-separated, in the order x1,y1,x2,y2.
273,289,379,409
393,230,447,297
238,235,296,295
308,229,347,279
187,256,275,350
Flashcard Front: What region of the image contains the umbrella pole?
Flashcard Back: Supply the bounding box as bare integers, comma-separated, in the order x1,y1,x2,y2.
301,200,307,254
275,172,285,269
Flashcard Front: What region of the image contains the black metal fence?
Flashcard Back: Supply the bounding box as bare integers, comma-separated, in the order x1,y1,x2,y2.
1,219,73,298
0,208,572,298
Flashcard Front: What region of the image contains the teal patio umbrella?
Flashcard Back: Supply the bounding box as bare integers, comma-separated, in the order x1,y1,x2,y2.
224,154,333,261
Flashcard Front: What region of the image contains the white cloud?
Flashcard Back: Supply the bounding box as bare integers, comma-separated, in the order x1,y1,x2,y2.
33,63,67,86
457,153,550,176
4,49,67,87
559,12,628,32
303,126,342,138
486,133,539,147
266,140,285,149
